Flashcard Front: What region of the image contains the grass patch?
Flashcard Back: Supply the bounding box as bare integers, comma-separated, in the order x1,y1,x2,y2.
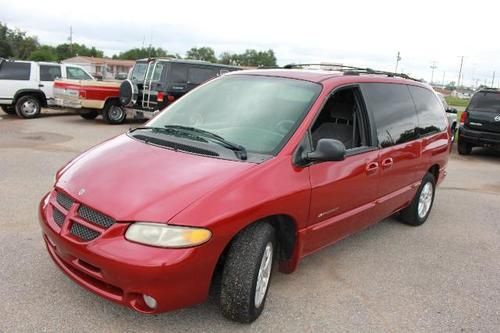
445,96,470,107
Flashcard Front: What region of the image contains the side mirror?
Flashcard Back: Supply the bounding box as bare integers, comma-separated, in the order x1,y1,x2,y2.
447,107,458,114
306,139,346,162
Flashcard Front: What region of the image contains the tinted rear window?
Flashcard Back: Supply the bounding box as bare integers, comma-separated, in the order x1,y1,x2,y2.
188,67,218,84
169,64,188,82
0,62,31,80
468,91,500,112
361,83,419,148
408,86,448,135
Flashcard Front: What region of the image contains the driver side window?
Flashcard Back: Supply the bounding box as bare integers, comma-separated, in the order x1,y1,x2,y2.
311,87,367,150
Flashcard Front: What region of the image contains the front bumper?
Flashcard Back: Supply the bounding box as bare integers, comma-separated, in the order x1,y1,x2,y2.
459,126,500,146
38,191,215,314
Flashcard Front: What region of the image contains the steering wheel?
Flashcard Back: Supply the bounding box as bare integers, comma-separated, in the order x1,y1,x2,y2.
275,120,295,134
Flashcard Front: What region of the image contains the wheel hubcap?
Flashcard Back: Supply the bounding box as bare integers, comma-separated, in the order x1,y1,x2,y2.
418,182,433,219
22,100,38,116
255,242,273,308
109,106,123,121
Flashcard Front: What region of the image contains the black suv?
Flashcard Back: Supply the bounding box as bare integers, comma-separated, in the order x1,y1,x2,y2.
119,59,241,121
457,89,500,154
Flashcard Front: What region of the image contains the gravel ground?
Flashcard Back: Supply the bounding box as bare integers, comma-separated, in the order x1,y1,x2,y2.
0,109,499,332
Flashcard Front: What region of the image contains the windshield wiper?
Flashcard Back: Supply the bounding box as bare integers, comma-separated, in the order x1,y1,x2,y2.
163,125,247,160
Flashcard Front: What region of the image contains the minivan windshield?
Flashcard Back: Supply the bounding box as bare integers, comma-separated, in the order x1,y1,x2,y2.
468,91,500,112
148,75,321,155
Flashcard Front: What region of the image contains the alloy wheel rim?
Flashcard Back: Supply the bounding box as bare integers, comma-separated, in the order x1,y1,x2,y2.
255,242,273,308
418,182,433,218
22,100,38,116
109,106,123,121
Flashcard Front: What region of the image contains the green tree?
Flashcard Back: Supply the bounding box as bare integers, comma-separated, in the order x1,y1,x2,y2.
113,47,179,60
218,49,277,67
0,23,13,58
446,81,456,91
4,26,39,59
55,43,104,60
219,52,241,65
185,47,217,63
29,45,58,61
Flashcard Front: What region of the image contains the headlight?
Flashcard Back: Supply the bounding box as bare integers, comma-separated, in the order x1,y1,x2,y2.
125,222,212,248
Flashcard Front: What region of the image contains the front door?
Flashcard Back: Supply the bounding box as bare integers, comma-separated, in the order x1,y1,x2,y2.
303,86,381,255
39,64,62,103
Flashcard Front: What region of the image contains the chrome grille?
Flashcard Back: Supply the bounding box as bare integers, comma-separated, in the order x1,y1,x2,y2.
52,207,66,227
56,192,73,210
77,205,115,229
70,222,100,241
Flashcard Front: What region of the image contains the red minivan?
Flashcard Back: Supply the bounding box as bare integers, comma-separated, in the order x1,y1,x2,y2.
39,67,450,323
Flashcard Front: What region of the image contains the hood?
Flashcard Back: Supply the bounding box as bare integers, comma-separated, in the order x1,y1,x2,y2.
56,134,255,222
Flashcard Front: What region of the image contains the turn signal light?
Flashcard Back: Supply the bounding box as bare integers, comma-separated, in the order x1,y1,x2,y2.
157,91,165,102
460,111,468,126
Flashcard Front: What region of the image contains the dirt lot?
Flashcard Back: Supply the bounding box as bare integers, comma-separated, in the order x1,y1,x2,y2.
1,109,499,332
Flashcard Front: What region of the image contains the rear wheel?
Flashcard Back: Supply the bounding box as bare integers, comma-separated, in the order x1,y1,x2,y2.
102,101,126,124
79,110,99,120
399,172,436,226
1,106,16,114
220,223,275,323
457,139,472,155
15,95,42,119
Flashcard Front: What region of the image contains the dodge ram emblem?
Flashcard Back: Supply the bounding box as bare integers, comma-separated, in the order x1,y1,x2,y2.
495,115,500,121
78,188,86,196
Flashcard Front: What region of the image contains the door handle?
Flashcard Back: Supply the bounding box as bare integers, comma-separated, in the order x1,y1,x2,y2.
365,162,379,174
38,84,44,87
381,157,394,168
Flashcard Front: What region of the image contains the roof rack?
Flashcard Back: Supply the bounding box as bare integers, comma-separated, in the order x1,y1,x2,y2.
282,63,420,82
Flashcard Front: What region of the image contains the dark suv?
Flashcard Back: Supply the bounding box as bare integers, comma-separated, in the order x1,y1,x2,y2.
119,58,241,121
457,89,500,154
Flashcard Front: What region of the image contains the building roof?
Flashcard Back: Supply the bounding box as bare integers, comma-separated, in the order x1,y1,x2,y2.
62,56,135,67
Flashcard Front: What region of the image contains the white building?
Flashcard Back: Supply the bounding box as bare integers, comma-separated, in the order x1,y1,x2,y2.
62,56,135,80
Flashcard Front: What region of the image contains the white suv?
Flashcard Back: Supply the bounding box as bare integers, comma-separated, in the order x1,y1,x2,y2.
0,59,94,119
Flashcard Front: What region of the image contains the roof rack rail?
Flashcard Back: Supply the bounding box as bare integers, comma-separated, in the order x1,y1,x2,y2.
282,63,421,82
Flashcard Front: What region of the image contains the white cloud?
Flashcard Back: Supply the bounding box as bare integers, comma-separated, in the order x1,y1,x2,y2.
1,0,499,86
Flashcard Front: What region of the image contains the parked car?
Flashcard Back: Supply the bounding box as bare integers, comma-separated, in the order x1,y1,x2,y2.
436,92,458,141
457,88,500,154
53,78,125,123
38,66,450,323
0,58,94,118
119,58,241,121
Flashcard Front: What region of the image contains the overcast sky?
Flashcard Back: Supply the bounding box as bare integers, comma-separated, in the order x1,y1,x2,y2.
1,0,499,87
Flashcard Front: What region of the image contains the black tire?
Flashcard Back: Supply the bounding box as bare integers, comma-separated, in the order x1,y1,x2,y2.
102,101,126,124
399,172,436,226
220,223,275,323
457,139,472,155
450,123,456,142
1,106,16,115
79,110,99,120
15,95,42,119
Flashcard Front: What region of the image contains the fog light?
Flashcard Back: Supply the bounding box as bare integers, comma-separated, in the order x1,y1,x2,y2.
143,294,157,309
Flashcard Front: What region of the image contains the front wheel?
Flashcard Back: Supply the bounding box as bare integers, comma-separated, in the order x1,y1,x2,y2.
102,102,126,124
220,223,275,323
399,172,436,226
15,95,42,119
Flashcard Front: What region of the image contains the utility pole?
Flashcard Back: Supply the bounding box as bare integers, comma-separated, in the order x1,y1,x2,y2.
430,61,437,84
457,56,464,88
442,71,446,86
394,51,401,73
491,71,496,88
68,26,73,56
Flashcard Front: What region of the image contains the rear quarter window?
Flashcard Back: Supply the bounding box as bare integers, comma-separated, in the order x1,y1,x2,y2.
361,83,419,148
168,64,188,83
40,65,62,81
0,62,31,80
187,67,218,84
408,86,448,135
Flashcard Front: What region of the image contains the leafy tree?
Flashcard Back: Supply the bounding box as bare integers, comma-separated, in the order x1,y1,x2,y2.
0,23,13,58
446,81,456,91
218,49,277,67
29,45,58,61
55,43,103,60
185,47,217,63
3,25,39,59
113,47,179,60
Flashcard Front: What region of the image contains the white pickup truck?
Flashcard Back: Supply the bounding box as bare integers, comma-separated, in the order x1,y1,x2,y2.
0,59,94,118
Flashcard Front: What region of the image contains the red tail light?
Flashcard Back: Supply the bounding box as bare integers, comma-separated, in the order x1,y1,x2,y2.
167,95,175,102
460,111,468,126
157,91,165,102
